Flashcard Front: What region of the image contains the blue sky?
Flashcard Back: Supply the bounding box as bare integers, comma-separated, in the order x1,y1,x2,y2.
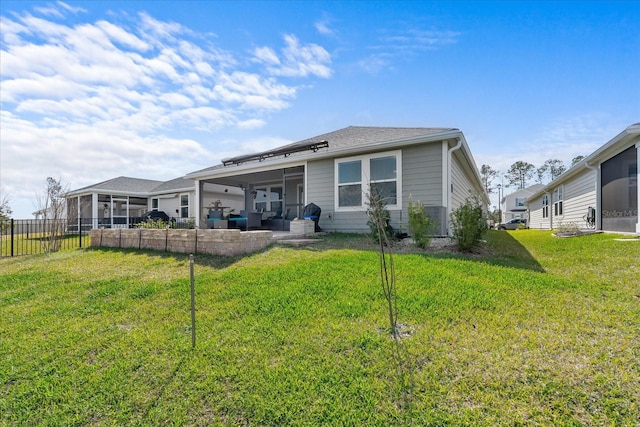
1,0,638,217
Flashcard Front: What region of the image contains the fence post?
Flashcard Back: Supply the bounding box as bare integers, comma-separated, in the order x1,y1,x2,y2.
79,217,82,248
10,219,14,257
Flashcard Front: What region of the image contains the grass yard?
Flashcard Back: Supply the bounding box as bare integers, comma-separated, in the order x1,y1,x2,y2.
1,230,638,425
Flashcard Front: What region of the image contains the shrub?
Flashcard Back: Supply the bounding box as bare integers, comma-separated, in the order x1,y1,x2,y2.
450,195,488,251
407,198,434,249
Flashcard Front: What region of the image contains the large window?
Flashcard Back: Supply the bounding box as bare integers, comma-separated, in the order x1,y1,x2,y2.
515,197,526,207
335,151,401,210
553,186,563,216
542,194,549,218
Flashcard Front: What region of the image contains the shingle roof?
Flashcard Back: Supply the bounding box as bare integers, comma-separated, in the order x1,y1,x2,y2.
150,177,194,193
189,125,456,176
68,176,164,194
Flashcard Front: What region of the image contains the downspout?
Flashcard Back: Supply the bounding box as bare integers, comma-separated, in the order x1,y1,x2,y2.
584,162,599,230
446,138,463,236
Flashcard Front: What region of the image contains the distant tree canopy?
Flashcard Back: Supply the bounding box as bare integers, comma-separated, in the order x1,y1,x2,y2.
571,155,585,166
536,159,566,183
504,161,535,190
480,164,499,194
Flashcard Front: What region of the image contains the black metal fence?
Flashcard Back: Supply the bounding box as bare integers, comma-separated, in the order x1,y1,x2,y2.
1,217,196,257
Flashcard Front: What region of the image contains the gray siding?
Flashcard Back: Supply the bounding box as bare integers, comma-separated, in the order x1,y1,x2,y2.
402,143,443,206
306,143,445,233
450,151,478,211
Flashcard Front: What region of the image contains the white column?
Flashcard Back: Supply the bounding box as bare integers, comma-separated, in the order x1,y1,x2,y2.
636,143,640,234
92,193,98,229
195,180,201,229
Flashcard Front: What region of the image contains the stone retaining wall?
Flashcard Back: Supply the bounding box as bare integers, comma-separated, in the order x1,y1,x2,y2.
89,228,273,256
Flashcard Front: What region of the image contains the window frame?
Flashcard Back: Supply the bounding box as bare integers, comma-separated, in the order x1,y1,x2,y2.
542,194,549,218
334,150,402,212
180,194,189,218
553,186,563,216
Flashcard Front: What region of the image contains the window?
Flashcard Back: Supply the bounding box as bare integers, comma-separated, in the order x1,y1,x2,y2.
335,150,401,210
542,194,549,218
151,198,159,211
515,197,526,207
180,194,189,218
253,185,282,213
553,186,563,216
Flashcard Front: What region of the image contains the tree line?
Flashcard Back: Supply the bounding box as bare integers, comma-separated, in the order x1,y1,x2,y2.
480,155,585,195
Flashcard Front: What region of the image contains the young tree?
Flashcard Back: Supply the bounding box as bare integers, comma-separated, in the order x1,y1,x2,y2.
35,177,68,252
0,189,11,221
504,161,535,189
571,155,585,167
480,164,499,194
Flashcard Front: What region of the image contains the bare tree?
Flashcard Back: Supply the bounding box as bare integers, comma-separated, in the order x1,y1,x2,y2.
35,177,68,252
0,188,11,221
504,161,535,190
480,164,499,194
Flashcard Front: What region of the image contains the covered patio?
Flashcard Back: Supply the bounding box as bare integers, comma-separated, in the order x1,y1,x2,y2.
194,165,306,231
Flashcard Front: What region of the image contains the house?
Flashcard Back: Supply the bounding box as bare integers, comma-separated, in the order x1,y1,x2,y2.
500,184,545,224
64,176,243,229
185,126,489,235
527,123,639,233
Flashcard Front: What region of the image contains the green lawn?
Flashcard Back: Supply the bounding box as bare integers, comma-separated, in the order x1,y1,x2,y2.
1,230,638,425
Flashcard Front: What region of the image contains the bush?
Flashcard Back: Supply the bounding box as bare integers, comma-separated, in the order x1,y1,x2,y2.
450,196,488,251
408,198,434,249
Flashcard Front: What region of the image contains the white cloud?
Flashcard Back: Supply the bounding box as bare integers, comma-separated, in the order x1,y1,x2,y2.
254,34,332,78
358,25,460,74
314,14,336,37
0,7,333,217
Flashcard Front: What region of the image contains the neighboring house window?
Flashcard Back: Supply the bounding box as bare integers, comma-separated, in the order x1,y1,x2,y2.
335,150,401,210
180,194,189,218
542,194,549,218
515,197,526,207
151,198,159,211
553,186,563,216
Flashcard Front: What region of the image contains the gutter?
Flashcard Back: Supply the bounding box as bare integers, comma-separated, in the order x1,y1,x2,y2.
446,137,463,236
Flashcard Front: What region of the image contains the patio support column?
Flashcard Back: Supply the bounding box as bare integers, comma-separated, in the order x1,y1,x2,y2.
195,180,202,229
92,193,99,229
636,143,640,234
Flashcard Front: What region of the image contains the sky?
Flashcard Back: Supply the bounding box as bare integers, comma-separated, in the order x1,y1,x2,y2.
1,0,639,217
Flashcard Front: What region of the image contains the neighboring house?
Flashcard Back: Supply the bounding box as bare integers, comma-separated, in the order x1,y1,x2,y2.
64,176,243,229
185,126,489,235
527,123,639,233
500,184,544,223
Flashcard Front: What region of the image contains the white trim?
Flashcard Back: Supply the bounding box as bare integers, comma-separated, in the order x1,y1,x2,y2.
636,142,640,233
334,149,402,212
